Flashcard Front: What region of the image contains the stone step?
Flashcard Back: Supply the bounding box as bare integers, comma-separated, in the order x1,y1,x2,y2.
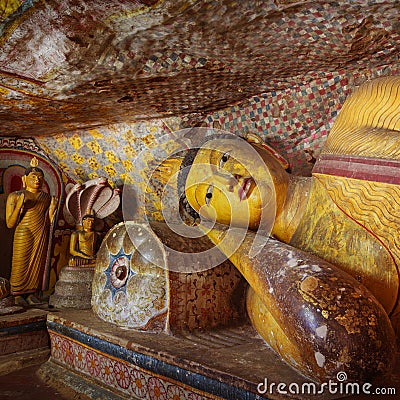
58,267,95,283
54,281,92,296
49,294,92,309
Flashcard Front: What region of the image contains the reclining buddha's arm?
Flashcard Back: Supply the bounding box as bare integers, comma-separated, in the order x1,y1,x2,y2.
203,224,396,383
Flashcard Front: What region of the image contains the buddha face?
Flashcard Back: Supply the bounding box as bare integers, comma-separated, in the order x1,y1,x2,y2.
82,217,94,231
185,137,277,230
25,171,44,192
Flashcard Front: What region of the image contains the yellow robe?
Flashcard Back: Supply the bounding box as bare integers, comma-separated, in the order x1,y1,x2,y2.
307,76,400,329
10,190,51,295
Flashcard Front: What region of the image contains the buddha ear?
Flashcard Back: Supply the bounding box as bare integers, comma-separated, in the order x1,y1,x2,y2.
21,175,26,189
245,133,290,170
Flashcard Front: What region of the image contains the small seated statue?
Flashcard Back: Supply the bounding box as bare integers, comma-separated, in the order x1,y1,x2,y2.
68,212,99,268
49,178,120,309
49,212,100,309
175,76,400,382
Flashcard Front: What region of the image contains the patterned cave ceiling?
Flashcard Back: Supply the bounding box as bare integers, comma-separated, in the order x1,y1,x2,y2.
1,0,399,137
0,0,399,182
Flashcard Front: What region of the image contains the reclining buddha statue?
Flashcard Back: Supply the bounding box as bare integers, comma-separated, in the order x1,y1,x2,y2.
175,76,399,383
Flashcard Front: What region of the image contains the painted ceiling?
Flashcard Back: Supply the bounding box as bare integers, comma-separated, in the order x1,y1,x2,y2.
1,0,399,138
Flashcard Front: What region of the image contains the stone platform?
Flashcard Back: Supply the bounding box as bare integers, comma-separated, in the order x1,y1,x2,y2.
38,309,400,400
0,308,49,356
0,307,50,374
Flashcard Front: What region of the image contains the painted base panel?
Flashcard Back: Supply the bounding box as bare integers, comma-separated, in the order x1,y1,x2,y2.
41,310,400,400
44,310,314,400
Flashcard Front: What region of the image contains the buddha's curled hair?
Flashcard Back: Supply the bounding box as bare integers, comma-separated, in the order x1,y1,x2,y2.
24,166,44,176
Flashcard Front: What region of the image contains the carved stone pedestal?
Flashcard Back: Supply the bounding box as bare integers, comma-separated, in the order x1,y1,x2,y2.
49,266,95,309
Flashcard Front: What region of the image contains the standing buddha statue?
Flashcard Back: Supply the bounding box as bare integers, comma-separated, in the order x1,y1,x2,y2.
6,157,58,306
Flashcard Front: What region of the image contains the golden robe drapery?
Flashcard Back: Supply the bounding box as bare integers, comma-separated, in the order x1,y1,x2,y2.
10,190,51,295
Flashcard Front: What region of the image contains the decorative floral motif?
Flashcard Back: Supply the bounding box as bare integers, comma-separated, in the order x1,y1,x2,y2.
148,377,167,400
168,263,246,331
110,255,130,289
92,222,168,330
114,361,130,389
100,357,116,385
129,369,148,398
49,335,215,400
73,344,87,371
50,334,62,360
61,339,74,365
166,384,186,400
85,350,101,377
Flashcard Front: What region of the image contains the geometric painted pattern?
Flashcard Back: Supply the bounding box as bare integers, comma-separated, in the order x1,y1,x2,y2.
35,66,400,195
202,67,400,175
104,250,132,300
50,332,214,399
92,222,169,330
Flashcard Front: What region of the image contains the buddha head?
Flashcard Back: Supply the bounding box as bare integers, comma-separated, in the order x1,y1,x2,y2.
22,157,45,192
82,210,95,231
178,134,289,231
